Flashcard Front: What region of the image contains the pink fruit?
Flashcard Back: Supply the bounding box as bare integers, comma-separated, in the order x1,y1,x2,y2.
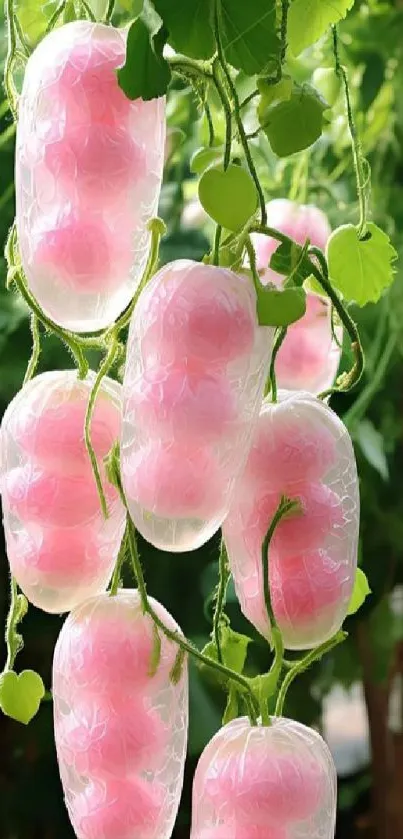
45,123,144,200
128,363,236,442
33,211,129,294
60,695,168,776
12,386,120,470
223,392,360,649
74,777,164,839
246,406,337,487
191,717,337,839
270,549,347,629
53,591,188,839
5,463,116,528
139,260,256,367
123,441,224,520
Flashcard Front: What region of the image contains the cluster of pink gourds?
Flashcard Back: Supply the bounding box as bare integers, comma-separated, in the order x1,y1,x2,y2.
1,18,360,839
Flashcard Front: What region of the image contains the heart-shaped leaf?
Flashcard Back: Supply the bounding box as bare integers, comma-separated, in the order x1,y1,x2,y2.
0,670,45,725
190,147,224,175
198,164,258,232
256,286,307,327
326,223,398,306
347,569,371,616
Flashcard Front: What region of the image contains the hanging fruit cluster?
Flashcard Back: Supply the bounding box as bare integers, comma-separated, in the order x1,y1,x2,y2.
1,0,397,837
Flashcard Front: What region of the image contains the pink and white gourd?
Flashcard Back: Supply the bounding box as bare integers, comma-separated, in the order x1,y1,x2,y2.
53,590,188,839
252,200,342,394
223,391,359,649
191,717,337,839
121,259,274,552
15,21,165,332
0,370,125,613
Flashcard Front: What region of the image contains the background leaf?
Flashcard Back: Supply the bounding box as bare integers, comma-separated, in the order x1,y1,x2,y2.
288,0,356,57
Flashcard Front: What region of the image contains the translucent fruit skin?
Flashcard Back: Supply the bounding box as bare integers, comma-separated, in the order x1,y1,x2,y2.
53,591,188,839
223,390,359,650
252,200,342,394
16,21,165,332
191,716,337,839
0,370,126,613
121,260,273,552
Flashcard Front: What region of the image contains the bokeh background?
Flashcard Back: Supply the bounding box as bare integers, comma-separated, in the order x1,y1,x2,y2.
1,1,403,837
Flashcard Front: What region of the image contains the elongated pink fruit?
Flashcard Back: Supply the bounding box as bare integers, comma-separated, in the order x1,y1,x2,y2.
1,370,125,613
191,717,337,839
223,391,359,649
53,591,188,839
16,21,165,332
122,259,273,552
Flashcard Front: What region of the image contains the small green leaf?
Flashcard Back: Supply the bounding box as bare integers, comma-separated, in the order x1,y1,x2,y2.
220,0,280,76
0,670,45,725
326,223,398,306
259,83,328,157
288,0,355,57
256,286,306,327
347,569,371,616
355,419,389,481
199,628,251,689
152,0,214,59
257,75,293,110
190,147,224,175
117,18,171,101
198,164,258,232
269,240,312,286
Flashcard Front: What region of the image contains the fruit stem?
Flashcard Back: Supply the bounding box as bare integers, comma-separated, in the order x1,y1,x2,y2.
84,335,119,519
266,327,287,402
212,541,231,664
275,631,347,717
23,314,41,385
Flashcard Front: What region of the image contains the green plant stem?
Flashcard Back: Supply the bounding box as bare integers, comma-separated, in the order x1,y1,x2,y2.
45,0,67,32
212,542,230,664
278,0,290,71
23,314,41,385
204,100,215,147
332,26,368,238
80,0,96,20
308,246,364,396
214,0,266,226
275,631,346,717
211,58,232,262
84,336,119,519
125,517,259,722
169,57,213,82
110,525,129,596
104,0,115,22
12,271,91,377
343,333,396,431
239,89,259,110
5,0,19,118
5,577,26,671
266,327,287,401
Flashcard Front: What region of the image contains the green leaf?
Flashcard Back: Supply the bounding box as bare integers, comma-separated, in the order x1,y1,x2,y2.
199,627,251,689
198,164,258,232
117,18,171,101
259,83,328,157
257,75,293,109
326,223,398,306
347,569,371,616
355,419,389,481
15,0,58,47
220,0,280,76
256,286,306,327
288,0,355,57
190,146,224,175
0,670,45,725
152,0,214,59
269,240,313,286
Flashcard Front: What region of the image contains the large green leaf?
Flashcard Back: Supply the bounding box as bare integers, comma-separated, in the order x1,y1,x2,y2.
220,0,280,76
152,0,214,58
326,223,397,306
198,164,258,232
117,17,171,100
259,83,328,157
288,0,356,57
